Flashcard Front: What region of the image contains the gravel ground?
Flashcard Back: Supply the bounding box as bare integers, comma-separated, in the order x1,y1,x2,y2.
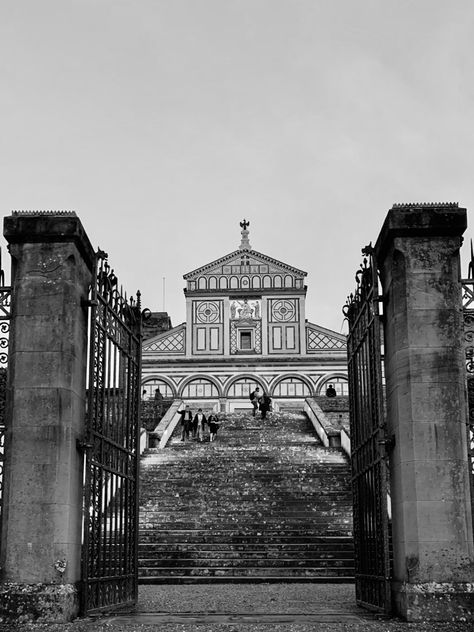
0,583,472,632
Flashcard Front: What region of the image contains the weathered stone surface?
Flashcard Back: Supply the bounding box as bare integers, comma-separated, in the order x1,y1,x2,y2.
375,203,474,621
0,213,93,622
0,582,79,623
139,410,354,581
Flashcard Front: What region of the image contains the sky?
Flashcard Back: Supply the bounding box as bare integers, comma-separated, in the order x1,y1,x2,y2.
2,0,474,333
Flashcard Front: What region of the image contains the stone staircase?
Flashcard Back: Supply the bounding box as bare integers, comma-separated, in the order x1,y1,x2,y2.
138,410,354,583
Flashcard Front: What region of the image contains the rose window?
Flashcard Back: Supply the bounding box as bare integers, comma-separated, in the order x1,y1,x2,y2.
272,300,296,322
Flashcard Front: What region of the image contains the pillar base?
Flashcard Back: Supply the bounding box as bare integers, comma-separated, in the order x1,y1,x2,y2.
392,581,474,622
0,582,80,623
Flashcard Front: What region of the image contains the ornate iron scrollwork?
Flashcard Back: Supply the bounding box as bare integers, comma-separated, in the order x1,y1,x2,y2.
81,250,145,614
461,241,474,528
343,245,391,615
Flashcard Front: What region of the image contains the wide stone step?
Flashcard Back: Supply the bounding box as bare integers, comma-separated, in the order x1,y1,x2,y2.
138,557,354,569
139,566,353,578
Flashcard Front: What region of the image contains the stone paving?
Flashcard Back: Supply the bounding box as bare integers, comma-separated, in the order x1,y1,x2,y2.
1,584,473,632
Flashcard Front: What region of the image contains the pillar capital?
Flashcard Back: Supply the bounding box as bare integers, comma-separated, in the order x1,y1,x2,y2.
4,211,95,272
375,202,467,262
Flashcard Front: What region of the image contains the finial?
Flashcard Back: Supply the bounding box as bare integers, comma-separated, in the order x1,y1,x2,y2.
239,219,252,250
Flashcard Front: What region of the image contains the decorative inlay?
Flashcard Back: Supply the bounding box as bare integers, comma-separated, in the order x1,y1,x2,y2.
272,299,296,322
195,301,221,324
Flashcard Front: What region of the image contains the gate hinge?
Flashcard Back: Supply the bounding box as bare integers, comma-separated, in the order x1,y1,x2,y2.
378,434,395,454
81,298,98,308
76,438,93,453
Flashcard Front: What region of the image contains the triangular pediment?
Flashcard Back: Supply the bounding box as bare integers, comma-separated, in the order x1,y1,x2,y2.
183,249,307,280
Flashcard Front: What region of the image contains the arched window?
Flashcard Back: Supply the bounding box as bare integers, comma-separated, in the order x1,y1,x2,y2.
209,276,217,289
142,379,174,399
219,277,228,289
230,276,239,289
284,275,293,288
319,377,349,397
263,275,271,288
273,377,311,397
252,276,261,288
227,377,261,398
241,276,250,289
182,378,219,398
274,276,282,288
198,277,207,290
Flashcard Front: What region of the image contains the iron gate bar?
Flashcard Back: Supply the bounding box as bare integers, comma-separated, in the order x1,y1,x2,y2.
81,251,143,615
343,245,391,615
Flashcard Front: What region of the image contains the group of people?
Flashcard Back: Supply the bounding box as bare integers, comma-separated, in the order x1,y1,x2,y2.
178,405,220,442
249,387,272,419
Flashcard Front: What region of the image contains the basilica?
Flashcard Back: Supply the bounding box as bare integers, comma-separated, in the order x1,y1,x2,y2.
141,221,348,411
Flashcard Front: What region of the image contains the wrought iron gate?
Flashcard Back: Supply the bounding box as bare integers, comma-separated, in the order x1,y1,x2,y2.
81,251,143,614
0,250,11,547
461,245,474,536
343,246,391,614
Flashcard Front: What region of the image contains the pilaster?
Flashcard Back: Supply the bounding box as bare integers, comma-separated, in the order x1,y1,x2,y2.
375,203,474,621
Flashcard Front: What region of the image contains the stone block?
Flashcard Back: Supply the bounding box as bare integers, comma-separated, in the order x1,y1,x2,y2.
0,582,80,623
392,581,474,622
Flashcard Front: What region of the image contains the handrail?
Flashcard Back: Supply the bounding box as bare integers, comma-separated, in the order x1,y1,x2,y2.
158,400,183,449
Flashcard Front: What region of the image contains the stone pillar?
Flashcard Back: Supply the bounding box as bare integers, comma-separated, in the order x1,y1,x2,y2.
0,212,94,622
375,203,474,621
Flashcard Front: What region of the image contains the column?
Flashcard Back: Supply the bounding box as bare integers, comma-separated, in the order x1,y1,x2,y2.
0,212,94,622
375,203,474,621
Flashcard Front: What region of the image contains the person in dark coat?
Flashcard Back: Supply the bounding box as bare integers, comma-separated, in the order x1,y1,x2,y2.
249,387,260,417
325,384,337,398
178,405,193,441
193,408,207,442
259,393,272,420
207,413,220,442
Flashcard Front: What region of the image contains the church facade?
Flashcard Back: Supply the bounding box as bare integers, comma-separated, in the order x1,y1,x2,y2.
141,221,348,411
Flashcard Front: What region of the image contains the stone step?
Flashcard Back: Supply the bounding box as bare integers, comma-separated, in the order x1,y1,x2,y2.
138,410,354,581
139,557,354,568
139,566,353,578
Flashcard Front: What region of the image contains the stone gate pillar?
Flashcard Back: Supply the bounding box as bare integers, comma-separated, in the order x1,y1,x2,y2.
0,212,94,622
375,203,474,621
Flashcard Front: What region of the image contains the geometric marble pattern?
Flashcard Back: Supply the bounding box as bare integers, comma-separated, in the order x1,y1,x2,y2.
306,326,346,351
144,328,185,353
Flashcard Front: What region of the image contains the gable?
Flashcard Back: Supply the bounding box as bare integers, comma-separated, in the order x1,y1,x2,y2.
143,323,186,355
306,322,347,352
183,249,307,281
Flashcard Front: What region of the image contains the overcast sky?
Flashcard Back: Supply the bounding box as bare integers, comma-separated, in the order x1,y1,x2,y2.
2,1,474,332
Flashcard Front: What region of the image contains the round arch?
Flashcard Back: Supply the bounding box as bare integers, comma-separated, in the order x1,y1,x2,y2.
269,374,314,398
178,374,223,398
223,374,269,398
208,276,217,290
315,373,349,397
198,276,207,290
141,376,177,399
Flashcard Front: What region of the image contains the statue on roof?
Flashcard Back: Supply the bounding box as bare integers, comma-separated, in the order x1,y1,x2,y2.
239,219,252,250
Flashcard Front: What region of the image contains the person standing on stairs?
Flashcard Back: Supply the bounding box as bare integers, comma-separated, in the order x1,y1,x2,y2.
249,386,260,417
178,404,193,441
259,393,272,420
208,412,220,442
194,408,207,442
